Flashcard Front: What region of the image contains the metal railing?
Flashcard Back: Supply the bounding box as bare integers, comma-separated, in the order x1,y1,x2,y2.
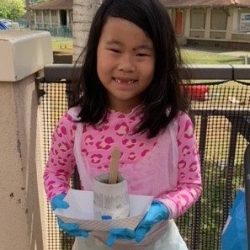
31,24,72,37
38,64,250,250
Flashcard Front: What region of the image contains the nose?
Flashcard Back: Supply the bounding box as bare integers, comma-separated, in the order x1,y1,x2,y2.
117,53,135,72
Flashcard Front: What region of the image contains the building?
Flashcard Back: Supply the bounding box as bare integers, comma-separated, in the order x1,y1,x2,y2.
161,0,250,47
28,0,73,37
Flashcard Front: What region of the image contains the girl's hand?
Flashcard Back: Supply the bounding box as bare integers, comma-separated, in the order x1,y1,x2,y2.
51,193,90,238
106,228,135,247
51,193,69,210
134,200,169,242
105,201,169,246
57,218,89,238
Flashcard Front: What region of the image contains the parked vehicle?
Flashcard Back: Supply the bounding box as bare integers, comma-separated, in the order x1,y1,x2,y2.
0,21,8,30
0,19,11,28
0,19,20,30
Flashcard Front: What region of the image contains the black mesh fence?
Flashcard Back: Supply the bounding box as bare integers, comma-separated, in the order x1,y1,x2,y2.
39,82,74,250
176,82,250,250
39,80,250,250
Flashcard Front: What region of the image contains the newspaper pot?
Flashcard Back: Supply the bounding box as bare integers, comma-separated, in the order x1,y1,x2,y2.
93,173,130,220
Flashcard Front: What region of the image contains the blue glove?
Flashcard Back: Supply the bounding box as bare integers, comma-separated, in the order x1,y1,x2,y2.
51,194,89,238
135,200,169,242
57,218,89,237
105,201,169,247
51,193,69,210
106,228,135,247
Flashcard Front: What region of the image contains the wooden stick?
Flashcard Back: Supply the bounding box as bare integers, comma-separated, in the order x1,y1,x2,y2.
108,147,121,184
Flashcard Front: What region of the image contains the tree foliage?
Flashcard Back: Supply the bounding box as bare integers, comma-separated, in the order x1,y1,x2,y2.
0,0,26,20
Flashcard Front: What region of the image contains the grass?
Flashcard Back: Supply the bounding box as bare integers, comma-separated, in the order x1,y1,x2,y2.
51,37,73,54
50,37,247,64
181,48,244,64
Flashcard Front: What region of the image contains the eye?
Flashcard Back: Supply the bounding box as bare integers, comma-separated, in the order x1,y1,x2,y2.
135,49,152,57
136,53,149,57
107,48,120,53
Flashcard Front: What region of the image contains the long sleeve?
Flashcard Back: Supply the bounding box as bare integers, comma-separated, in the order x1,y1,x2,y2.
157,113,202,219
43,113,77,200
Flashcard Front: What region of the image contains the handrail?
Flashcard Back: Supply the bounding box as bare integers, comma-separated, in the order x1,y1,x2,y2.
42,64,250,83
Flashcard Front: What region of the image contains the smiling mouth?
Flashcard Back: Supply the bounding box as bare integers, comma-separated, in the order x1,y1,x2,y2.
113,78,137,84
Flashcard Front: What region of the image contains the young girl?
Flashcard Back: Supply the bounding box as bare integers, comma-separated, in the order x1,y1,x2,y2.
44,0,202,249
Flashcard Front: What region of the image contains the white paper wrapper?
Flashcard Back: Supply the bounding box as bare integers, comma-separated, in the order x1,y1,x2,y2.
54,189,153,231
93,174,130,220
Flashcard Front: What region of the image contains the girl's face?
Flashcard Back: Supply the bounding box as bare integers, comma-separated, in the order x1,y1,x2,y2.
97,17,155,113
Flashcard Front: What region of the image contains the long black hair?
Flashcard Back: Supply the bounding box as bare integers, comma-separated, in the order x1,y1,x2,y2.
72,0,190,138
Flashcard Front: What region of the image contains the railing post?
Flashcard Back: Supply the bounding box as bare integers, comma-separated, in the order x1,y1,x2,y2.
191,114,208,249
224,115,239,223
0,30,53,250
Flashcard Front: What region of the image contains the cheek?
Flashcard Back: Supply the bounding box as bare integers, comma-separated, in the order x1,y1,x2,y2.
97,53,113,77
97,47,109,78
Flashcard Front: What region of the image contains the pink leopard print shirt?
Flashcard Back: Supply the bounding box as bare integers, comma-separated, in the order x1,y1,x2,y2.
44,107,202,219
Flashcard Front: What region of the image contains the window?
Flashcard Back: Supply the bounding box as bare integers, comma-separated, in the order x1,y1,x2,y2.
44,10,50,24
51,10,58,24
36,10,42,23
240,13,250,32
191,8,206,29
211,9,227,30
51,10,57,17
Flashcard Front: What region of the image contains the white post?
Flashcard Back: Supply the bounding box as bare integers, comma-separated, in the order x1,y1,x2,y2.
41,10,44,28
232,7,239,33
57,10,61,26
205,7,211,39
34,11,37,27
49,10,52,27
184,8,191,37
0,30,53,250
67,10,70,27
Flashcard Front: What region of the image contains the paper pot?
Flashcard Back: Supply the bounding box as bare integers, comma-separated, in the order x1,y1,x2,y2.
93,173,130,220
54,189,154,231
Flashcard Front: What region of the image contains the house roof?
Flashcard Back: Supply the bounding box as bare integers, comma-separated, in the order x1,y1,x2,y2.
28,0,73,10
28,0,250,10
160,0,250,8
